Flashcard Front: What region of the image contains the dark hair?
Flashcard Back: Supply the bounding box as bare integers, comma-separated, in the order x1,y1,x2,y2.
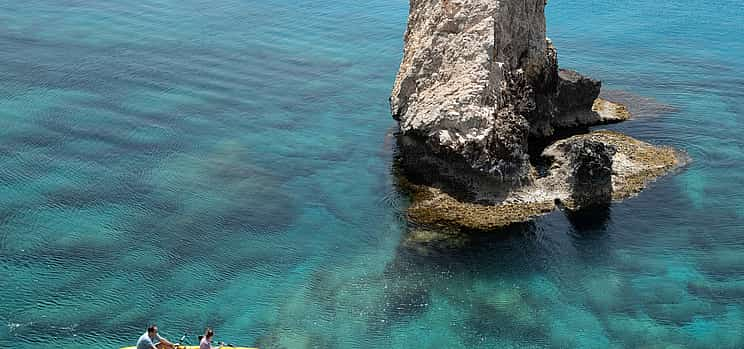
204,327,214,339
147,324,158,333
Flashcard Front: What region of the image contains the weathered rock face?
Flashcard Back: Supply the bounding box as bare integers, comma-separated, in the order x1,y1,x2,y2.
543,138,616,208
390,0,613,180
390,0,686,234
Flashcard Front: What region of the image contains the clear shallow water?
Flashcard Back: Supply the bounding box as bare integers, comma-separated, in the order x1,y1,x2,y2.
0,0,742,348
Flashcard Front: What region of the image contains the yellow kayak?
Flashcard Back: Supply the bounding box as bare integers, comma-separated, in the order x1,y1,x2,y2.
121,345,258,349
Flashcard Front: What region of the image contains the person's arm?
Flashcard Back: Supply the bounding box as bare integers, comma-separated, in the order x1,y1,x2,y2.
155,334,175,349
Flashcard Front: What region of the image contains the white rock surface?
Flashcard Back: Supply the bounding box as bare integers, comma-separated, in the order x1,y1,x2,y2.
390,0,604,179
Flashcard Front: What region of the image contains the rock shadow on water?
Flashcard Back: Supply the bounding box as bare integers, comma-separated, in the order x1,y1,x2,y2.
563,203,612,234
398,221,540,259
561,204,617,266
147,140,298,233
393,220,558,279
386,221,583,346
364,227,551,345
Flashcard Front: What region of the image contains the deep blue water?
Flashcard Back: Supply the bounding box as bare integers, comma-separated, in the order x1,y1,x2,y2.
1,0,743,348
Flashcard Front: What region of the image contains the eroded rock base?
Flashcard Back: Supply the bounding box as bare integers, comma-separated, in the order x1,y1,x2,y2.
398,128,686,233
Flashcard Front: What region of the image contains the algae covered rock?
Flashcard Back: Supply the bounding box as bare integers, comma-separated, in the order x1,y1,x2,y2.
399,130,686,231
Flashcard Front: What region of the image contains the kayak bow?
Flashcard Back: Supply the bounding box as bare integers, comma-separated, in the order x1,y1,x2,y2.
121,345,258,349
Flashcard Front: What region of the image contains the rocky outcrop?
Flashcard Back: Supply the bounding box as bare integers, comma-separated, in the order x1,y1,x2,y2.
390,0,624,180
393,96,631,203
390,0,685,233
399,131,687,231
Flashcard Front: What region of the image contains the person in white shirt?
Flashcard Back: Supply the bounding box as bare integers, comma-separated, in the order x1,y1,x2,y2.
199,328,221,349
136,325,175,349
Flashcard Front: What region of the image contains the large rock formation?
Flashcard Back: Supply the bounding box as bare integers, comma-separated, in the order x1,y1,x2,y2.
390,0,621,181
390,0,686,232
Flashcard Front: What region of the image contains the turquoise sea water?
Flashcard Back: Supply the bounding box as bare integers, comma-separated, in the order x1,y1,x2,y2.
1,0,743,347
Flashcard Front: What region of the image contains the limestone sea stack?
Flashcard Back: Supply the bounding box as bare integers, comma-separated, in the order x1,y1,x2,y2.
390,0,686,231
391,0,622,181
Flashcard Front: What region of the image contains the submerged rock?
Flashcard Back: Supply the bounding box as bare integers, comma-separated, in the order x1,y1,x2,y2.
402,228,471,255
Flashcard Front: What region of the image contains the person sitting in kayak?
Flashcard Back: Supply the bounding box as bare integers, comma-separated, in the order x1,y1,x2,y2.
137,324,175,349
200,328,222,349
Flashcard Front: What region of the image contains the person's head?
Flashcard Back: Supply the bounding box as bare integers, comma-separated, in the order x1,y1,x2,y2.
147,324,158,337
204,327,214,340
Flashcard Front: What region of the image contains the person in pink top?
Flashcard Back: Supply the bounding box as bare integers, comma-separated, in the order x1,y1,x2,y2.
199,328,221,349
